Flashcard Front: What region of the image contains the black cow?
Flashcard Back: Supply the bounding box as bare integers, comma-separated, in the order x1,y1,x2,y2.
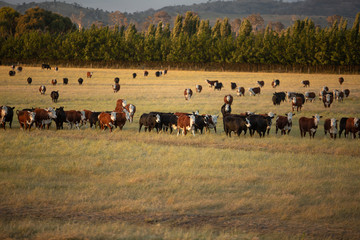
272,94,281,105
194,115,209,134
78,78,83,85
55,107,66,130
27,77,32,84
132,73,137,79
247,115,271,138
89,112,101,128
144,71,149,77
9,70,15,76
223,115,250,137
139,113,161,132
42,64,51,70
114,77,120,83
63,78,68,85
214,82,223,90
2,106,15,128
51,91,59,103
155,71,161,77
230,82,237,90
150,112,175,133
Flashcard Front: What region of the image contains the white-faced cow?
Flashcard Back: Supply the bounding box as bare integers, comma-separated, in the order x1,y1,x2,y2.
302,80,310,87
17,110,36,131
257,81,264,88
27,77,32,84
249,87,261,96
0,106,8,130
98,112,117,132
114,99,127,112
214,82,223,90
64,110,85,129
223,115,251,137
305,92,316,102
51,79,57,85
196,85,202,93
113,83,120,93
34,107,57,129
205,114,219,133
323,93,333,108
184,88,193,100
237,87,245,97
224,95,233,105
292,97,303,112
39,85,46,95
177,114,196,136
87,72,93,78
80,109,93,126
139,113,161,133
276,112,294,135
50,91,59,103
324,118,338,139
339,117,360,139
271,79,280,88
299,114,322,138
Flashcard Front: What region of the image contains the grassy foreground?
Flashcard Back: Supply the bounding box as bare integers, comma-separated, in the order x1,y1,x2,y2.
0,66,359,239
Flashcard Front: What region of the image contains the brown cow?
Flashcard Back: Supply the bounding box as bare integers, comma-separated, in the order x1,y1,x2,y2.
177,114,196,136
39,85,46,95
51,79,57,85
224,94,233,105
113,83,120,93
34,107,57,129
184,88,193,100
237,87,245,96
299,114,322,138
98,112,117,132
87,72,93,78
324,118,338,139
257,81,264,88
339,77,344,85
302,80,310,87
114,110,130,130
323,93,333,108
81,109,93,125
343,89,350,97
276,112,294,135
341,117,360,139
65,110,86,129
114,99,127,112
292,97,303,112
195,85,202,93
249,87,261,96
338,91,344,102
17,110,36,131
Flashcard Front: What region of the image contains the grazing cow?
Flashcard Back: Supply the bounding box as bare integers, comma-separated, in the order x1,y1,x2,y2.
271,79,280,88
292,97,303,112
305,92,316,102
230,82,237,90
177,114,196,136
9,70,15,76
247,115,271,137
214,82,223,90
299,114,322,138
339,117,360,138
113,83,120,93
39,85,46,95
184,88,193,100
63,78,68,85
50,91,59,103
65,110,85,129
124,104,136,123
114,110,130,130
323,93,333,108
249,87,261,96
114,77,120,83
196,85,202,93
34,107,57,129
87,72,93,78
114,99,127,112
237,87,245,97
276,112,294,135
205,79,219,88
89,112,101,128
343,89,350,97
17,110,36,131
42,64,51,70
339,77,344,85
139,113,161,133
132,73,137,79
98,112,117,132
55,107,66,130
27,77,32,84
224,95,233,105
302,80,310,87
257,81,265,88
155,71,161,77
223,115,250,137
338,91,344,102
78,78,83,85
324,118,338,139
272,94,281,105
144,71,149,77
51,79,57,85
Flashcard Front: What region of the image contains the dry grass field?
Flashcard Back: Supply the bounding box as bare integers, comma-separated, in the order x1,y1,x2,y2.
0,66,359,240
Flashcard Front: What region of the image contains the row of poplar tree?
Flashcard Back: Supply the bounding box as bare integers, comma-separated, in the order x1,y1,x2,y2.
1,7,360,68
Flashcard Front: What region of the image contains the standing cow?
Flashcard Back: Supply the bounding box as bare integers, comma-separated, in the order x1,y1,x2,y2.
113,83,120,93
39,85,46,95
302,80,310,87
257,81,265,88
324,118,338,139
237,87,245,96
34,107,57,129
339,117,360,138
249,87,261,96
339,77,344,85
292,97,303,112
276,112,294,135
78,78,83,85
17,110,36,131
65,110,86,129
323,93,333,108
50,91,59,103
195,85,202,93
177,114,196,136
27,77,32,84
184,88,193,100
98,112,117,132
299,114,322,138
305,92,316,102
230,82,237,90
87,72,93,78
51,79,57,85
271,79,280,88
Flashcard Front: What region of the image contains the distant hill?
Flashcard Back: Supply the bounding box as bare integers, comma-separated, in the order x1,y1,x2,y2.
1,0,359,29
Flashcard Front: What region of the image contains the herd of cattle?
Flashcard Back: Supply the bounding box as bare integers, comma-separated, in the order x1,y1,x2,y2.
3,65,359,139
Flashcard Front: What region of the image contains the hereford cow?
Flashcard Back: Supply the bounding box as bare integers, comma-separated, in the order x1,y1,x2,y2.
249,87,261,96
27,77,32,84
214,82,223,90
231,82,237,90
0,106,15,129
17,110,36,131
292,97,303,112
224,95,233,105
205,79,219,88
114,110,130,130
305,92,316,102
343,89,350,97
50,91,59,103
98,112,117,132
257,81,265,88
144,71,149,77
302,80,310,87
42,64,51,70
65,110,86,129
339,77,344,85
63,78,68,85
177,114,196,136
184,88,193,100
39,85,46,95
333,89,340,101
323,93,333,108
299,114,322,138
113,83,120,93
139,113,161,133
276,112,294,135
51,79,57,85
339,117,360,138
87,72,93,78
132,73,137,79
124,104,136,123
237,87,245,97
80,109,93,126
205,115,218,133
114,99,127,112
34,107,57,129
55,107,66,130
78,78,83,85
271,79,280,88
223,115,250,137
195,85,202,93
324,118,338,139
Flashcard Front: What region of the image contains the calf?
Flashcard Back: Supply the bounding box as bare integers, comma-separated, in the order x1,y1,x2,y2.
214,82,223,90
63,78,68,85
223,115,250,137
177,114,196,136
17,110,36,131
34,107,57,129
195,85,202,93
257,81,265,88
302,80,310,87
98,112,117,132
139,113,161,132
224,95,233,105
87,72,93,78
39,85,46,95
51,79,57,85
55,107,66,130
299,114,322,138
276,112,294,135
249,87,261,96
324,118,338,139
271,79,280,88
230,82,237,90
78,78,83,85
339,77,344,85
27,77,32,84
292,97,303,112
339,117,360,138
205,79,218,88
184,88,193,100
323,93,333,108
51,91,59,103
236,87,245,96
305,92,316,102
113,83,120,93
65,110,86,129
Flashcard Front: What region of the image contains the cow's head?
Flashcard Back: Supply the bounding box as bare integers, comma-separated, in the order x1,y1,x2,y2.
189,114,196,127
313,114,322,126
110,112,117,122
330,118,337,128
122,100,127,107
155,114,161,123
211,115,218,125
292,97,297,104
80,111,86,121
286,112,294,122
354,118,359,128
46,107,57,119
29,111,36,124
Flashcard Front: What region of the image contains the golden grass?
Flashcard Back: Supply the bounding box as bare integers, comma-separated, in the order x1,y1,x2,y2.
0,66,360,239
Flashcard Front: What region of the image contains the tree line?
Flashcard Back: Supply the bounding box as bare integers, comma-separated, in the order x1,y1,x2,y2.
1,7,360,73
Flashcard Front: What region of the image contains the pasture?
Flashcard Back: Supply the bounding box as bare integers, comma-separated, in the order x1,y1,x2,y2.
0,66,359,240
